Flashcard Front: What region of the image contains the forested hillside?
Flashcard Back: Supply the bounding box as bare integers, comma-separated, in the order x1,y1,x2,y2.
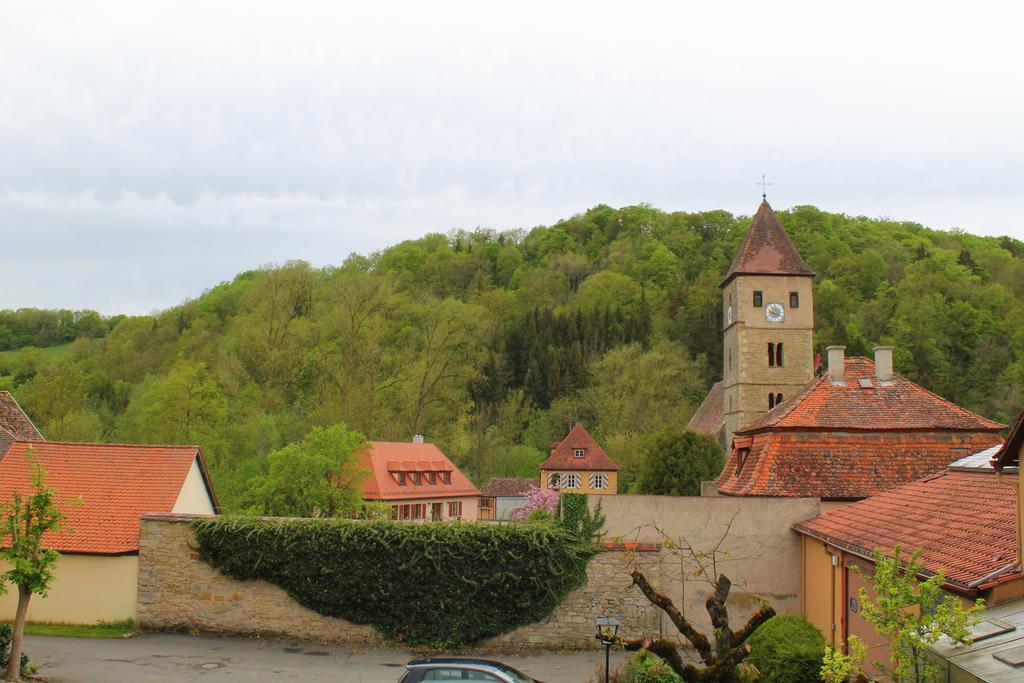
2,203,1023,509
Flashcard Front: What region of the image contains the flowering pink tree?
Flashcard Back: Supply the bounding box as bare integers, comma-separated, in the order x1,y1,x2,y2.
510,486,560,521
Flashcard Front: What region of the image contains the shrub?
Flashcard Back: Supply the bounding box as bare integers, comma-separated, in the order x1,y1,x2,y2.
192,515,596,647
600,651,682,683
746,614,826,682
0,624,31,676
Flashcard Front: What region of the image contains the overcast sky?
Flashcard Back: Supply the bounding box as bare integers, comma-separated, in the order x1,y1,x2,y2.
2,1,1022,314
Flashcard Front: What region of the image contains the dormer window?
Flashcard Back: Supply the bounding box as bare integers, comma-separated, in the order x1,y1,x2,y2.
411,472,421,485
425,472,436,484
439,471,451,485
573,448,586,458
394,472,406,486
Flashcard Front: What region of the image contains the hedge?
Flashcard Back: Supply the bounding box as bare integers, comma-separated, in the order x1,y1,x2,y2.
191,516,597,646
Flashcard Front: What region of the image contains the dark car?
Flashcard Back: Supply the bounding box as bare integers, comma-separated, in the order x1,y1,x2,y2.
399,657,544,682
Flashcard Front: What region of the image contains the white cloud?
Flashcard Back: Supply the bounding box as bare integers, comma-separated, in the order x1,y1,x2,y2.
1,1,1022,312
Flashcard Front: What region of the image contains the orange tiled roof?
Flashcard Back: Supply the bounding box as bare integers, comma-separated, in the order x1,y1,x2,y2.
740,357,1004,433
717,357,1004,499
359,441,479,501
0,441,211,555
0,391,43,442
794,469,1020,590
687,381,724,436
721,200,814,287
540,423,619,471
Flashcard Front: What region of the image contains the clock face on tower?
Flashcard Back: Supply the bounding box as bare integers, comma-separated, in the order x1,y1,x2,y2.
765,303,785,323
726,305,733,325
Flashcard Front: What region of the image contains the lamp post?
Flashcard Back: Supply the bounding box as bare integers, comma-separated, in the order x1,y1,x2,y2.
595,616,621,683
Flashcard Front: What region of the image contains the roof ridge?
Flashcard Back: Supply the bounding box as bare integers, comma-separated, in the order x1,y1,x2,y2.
12,440,201,450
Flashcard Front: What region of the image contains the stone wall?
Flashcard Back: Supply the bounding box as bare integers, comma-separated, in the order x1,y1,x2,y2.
137,494,820,649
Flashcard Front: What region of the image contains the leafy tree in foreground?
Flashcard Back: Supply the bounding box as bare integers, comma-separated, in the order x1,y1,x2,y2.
857,546,983,683
0,456,66,681
638,428,724,496
242,424,369,518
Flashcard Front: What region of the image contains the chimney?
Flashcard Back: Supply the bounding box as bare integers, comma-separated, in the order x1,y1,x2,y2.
874,346,894,382
826,346,846,385
412,434,424,444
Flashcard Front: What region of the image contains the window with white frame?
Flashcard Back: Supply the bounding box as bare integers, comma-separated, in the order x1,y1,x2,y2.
564,473,581,489
573,448,586,458
548,472,561,488
590,473,608,490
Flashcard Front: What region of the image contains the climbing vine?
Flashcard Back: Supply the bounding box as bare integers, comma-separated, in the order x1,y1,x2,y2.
191,516,597,646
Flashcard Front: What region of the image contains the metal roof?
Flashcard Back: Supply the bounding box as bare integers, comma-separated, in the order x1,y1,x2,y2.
929,599,1024,681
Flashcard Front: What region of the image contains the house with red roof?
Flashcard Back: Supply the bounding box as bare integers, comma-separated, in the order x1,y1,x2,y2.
0,439,218,624
358,438,480,521
792,411,1024,673
715,346,1004,509
540,423,619,495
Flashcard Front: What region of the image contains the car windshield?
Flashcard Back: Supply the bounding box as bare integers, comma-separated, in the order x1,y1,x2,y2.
492,664,534,683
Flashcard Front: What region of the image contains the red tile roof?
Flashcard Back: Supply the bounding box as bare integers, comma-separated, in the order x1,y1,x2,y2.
717,357,1004,499
687,381,724,436
740,357,1004,433
0,441,213,555
794,470,1021,590
721,200,814,287
358,441,479,501
718,431,1003,499
0,391,43,442
480,477,537,497
540,423,619,471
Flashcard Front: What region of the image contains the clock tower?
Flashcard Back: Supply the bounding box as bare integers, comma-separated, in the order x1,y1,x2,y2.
721,200,815,448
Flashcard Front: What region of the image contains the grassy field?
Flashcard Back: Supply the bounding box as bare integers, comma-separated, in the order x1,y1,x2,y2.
0,342,74,365
24,620,134,639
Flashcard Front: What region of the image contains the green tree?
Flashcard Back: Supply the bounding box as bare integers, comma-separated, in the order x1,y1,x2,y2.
857,546,983,682
17,361,100,441
243,424,369,517
637,428,724,496
119,360,227,448
0,457,66,681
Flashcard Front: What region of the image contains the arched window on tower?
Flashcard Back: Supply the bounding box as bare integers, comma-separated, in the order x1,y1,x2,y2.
768,393,775,409
776,342,784,367
767,343,775,367
776,392,783,405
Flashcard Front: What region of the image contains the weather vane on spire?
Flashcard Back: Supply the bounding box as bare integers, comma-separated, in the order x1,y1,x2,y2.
757,173,772,199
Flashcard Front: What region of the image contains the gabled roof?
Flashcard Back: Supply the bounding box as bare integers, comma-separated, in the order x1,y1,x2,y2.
480,477,536,498
739,358,1004,434
0,441,214,555
794,469,1021,591
721,200,814,287
540,423,619,471
687,381,724,436
717,357,1005,499
0,391,43,442
358,441,479,501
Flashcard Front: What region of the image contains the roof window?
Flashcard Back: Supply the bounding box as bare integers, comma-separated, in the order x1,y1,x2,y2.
573,448,586,458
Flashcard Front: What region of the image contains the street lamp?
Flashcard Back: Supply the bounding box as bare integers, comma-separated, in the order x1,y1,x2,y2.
595,616,621,683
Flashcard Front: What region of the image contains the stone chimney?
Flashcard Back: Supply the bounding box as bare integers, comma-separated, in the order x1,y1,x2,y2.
874,346,894,382
827,346,846,385
412,434,425,444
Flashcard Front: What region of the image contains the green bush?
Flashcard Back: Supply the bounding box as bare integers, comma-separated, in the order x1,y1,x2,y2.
192,515,597,647
604,651,682,683
0,623,31,676
746,614,825,682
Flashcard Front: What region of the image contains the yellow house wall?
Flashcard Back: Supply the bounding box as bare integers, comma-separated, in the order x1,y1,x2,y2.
0,554,138,624
172,458,216,514
802,536,837,646
540,470,617,495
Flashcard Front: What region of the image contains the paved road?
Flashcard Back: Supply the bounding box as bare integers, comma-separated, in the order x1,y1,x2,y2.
25,633,631,682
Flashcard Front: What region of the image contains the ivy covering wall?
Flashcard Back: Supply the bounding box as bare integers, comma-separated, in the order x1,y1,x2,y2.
191,516,597,646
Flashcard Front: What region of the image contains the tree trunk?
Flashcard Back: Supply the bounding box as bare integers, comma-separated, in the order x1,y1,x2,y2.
5,585,29,681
